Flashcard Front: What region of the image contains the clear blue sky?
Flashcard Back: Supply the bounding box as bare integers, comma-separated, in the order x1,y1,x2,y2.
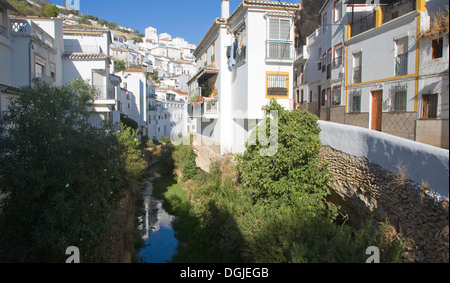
49,0,300,45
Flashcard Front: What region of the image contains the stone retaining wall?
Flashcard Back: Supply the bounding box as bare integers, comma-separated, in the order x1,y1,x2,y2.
320,146,449,263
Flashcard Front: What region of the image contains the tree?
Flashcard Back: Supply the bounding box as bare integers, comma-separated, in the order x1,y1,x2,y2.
236,99,332,212
107,22,118,30
43,4,60,17
115,60,126,73
98,19,108,26
0,80,128,262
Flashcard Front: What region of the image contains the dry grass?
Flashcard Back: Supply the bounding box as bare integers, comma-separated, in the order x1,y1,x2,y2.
387,162,411,190
419,7,449,39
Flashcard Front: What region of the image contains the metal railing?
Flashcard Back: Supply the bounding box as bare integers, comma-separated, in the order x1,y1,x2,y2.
64,45,103,54
32,73,55,85
266,40,293,60
351,11,376,37
93,85,115,100
383,0,416,23
204,97,219,114
353,66,362,83
395,53,408,76
333,56,343,68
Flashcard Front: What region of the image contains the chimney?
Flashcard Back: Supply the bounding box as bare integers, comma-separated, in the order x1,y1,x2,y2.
221,0,230,19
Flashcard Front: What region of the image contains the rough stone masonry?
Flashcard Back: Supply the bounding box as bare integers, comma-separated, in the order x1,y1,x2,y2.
320,146,449,263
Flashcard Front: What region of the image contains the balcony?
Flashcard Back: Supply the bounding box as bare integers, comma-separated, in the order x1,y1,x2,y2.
92,85,115,100
333,56,343,68
351,11,376,38
11,19,55,50
395,53,408,76
266,40,293,60
295,45,308,62
64,45,103,55
187,98,219,117
32,73,55,85
383,0,416,23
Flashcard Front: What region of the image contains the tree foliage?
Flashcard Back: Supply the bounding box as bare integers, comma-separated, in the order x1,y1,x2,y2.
0,80,129,262
236,99,332,213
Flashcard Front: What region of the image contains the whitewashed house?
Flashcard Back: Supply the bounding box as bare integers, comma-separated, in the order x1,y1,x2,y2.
9,17,64,88
62,24,120,128
147,91,187,141
187,0,300,154
295,0,449,149
0,0,19,113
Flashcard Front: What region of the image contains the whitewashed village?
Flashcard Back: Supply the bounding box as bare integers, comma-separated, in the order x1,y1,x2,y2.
0,0,449,264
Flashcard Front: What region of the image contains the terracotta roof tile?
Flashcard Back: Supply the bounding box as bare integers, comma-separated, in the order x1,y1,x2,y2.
62,53,110,60
244,0,300,8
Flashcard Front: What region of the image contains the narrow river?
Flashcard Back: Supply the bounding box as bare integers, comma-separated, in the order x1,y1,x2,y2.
136,171,178,263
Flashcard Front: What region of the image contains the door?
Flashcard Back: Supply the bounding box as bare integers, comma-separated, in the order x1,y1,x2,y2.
318,86,322,111
371,90,383,131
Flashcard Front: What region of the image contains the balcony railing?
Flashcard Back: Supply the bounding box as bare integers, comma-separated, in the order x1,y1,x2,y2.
93,85,115,100
204,97,219,114
353,66,362,83
395,53,408,76
10,19,55,49
266,40,293,60
64,45,103,54
383,0,416,23
32,73,55,85
351,11,376,37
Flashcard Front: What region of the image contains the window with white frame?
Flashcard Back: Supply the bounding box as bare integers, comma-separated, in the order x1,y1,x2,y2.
390,84,407,112
334,44,343,67
267,18,292,60
353,52,362,83
349,89,362,113
395,37,408,76
334,0,342,22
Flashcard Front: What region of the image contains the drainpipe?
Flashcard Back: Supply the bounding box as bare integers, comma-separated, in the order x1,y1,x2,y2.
28,39,32,86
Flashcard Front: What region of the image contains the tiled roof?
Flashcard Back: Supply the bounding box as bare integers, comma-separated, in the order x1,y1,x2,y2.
243,0,300,9
122,68,148,73
62,53,110,60
63,24,110,34
265,12,295,18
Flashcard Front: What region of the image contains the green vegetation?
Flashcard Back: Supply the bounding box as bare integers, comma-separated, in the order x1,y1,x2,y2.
0,80,147,262
151,100,412,263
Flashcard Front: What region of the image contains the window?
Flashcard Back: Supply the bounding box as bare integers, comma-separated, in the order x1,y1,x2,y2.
322,54,326,72
267,18,292,60
334,44,343,67
318,48,322,70
353,52,362,83
334,0,342,22
432,38,443,59
300,89,304,104
332,86,341,105
211,41,216,62
323,13,327,33
0,7,3,26
309,91,313,103
393,90,407,112
321,89,326,106
422,93,438,118
327,49,332,79
350,93,362,113
395,37,408,76
266,72,289,99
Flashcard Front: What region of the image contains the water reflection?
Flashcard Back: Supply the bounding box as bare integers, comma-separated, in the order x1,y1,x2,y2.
137,174,178,263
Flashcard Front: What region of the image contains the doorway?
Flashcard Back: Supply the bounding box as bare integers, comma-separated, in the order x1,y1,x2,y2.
371,90,383,131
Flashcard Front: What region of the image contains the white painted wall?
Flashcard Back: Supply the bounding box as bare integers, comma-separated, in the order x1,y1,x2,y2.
319,120,449,198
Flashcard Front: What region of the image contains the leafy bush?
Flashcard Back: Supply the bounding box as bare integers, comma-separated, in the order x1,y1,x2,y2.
0,81,127,262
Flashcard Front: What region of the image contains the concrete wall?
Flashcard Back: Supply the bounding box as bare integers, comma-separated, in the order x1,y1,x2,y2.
416,119,449,149
318,120,449,197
